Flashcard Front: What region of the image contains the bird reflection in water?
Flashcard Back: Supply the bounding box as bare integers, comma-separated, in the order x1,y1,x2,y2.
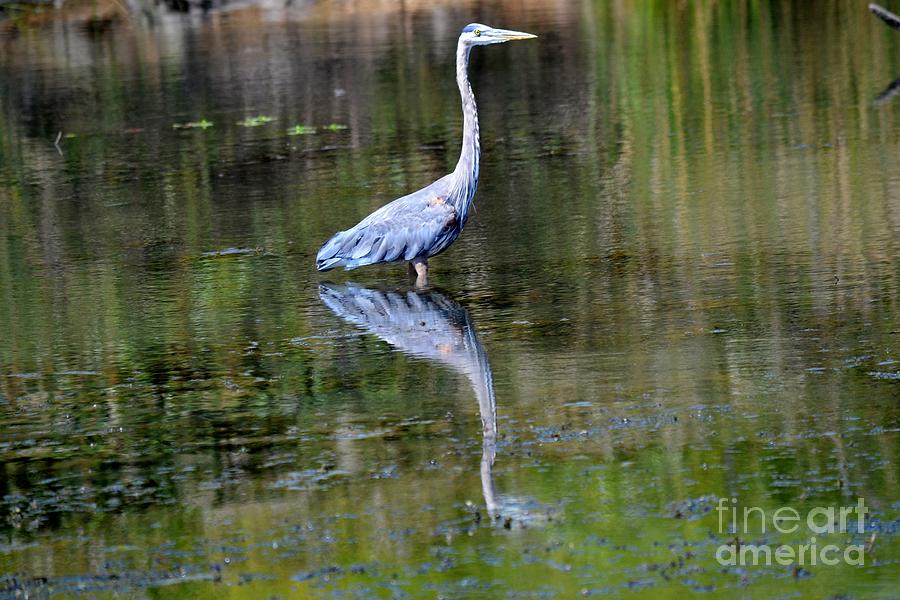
319,283,501,518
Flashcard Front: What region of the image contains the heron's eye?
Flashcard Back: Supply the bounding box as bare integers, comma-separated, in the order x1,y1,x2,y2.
474,29,481,37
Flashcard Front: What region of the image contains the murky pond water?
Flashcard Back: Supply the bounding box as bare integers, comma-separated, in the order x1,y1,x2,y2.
1,0,898,597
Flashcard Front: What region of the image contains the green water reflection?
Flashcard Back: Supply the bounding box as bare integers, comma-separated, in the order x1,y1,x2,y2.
1,0,898,597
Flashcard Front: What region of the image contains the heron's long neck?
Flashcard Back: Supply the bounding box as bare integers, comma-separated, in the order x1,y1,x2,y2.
452,41,479,220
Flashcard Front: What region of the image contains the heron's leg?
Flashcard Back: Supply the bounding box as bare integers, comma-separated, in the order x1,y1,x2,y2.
409,257,428,288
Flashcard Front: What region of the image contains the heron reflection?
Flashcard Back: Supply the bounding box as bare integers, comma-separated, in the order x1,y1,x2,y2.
319,283,500,517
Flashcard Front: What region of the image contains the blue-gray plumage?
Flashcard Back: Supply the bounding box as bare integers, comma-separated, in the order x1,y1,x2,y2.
315,23,536,286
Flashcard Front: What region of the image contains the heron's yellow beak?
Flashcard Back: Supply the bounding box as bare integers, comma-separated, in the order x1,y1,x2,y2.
492,29,538,41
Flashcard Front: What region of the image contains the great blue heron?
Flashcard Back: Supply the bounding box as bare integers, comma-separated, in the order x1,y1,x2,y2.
315,24,537,287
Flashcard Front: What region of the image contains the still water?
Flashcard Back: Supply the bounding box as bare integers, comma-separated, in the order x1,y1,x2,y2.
1,0,898,597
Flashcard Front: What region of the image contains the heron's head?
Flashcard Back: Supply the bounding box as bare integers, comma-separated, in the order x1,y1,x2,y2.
460,23,537,46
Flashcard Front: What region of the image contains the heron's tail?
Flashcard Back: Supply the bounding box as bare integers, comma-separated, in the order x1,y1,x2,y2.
316,256,345,271
316,228,369,271
316,235,348,271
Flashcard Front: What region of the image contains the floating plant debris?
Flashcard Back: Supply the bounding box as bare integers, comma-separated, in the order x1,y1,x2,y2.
172,119,213,130
237,115,274,127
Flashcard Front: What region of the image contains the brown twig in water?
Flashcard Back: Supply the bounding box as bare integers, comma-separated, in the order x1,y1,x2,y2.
106,0,135,28
870,3,900,30
875,77,900,103
865,532,877,553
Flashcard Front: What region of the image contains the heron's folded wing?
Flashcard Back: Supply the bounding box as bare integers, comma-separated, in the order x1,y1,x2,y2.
364,198,458,263
317,197,457,270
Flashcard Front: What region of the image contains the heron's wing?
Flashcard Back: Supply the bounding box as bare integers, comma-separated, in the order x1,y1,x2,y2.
316,192,457,270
